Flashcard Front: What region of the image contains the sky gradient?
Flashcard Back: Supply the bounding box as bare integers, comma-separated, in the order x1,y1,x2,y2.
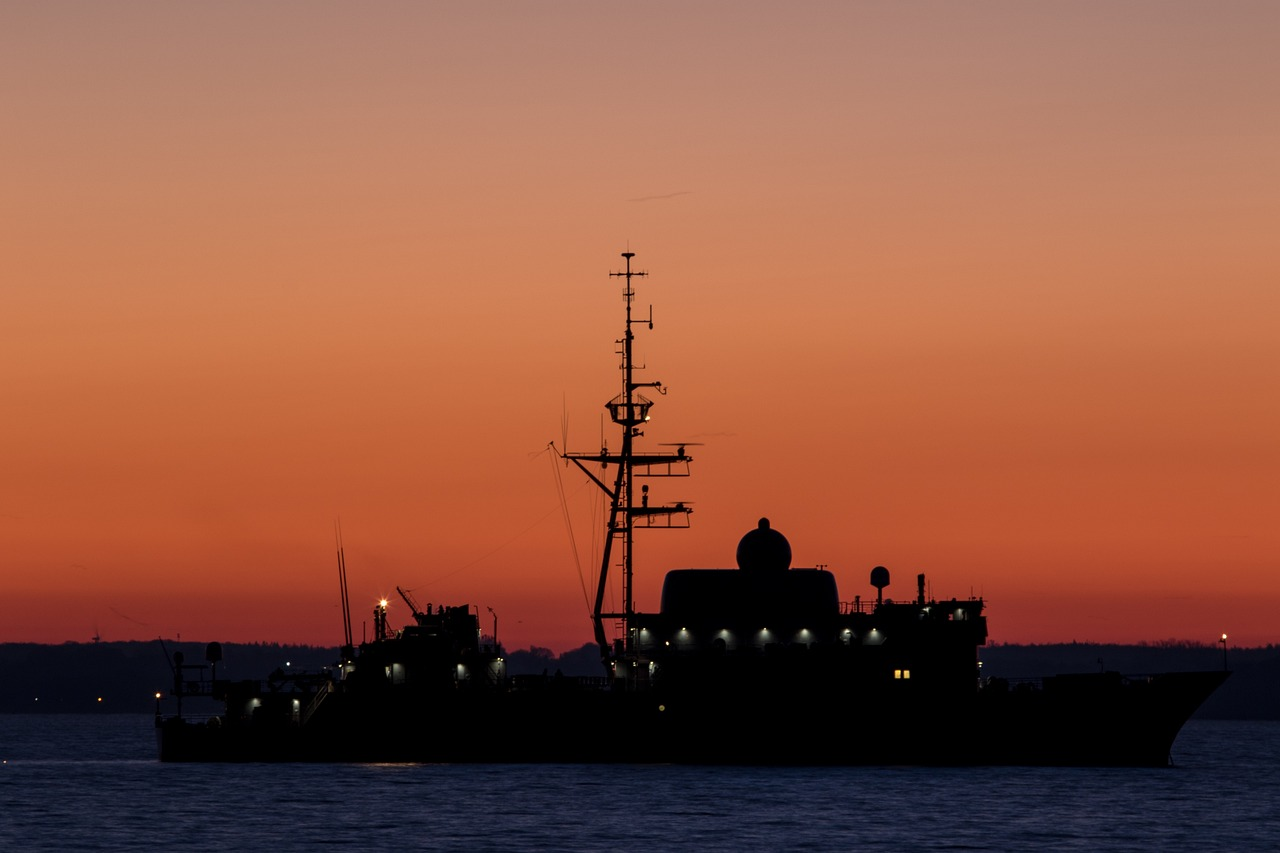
2,2,1277,651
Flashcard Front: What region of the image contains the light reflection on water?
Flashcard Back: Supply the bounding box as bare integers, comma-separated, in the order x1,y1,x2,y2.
1,716,1278,852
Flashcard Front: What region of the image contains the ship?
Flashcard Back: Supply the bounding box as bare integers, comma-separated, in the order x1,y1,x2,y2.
156,252,1229,765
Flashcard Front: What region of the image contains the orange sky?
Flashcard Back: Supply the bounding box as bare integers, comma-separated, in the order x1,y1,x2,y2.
2,2,1277,651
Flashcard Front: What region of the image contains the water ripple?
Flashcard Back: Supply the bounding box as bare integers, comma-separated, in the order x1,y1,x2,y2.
1,717,1278,852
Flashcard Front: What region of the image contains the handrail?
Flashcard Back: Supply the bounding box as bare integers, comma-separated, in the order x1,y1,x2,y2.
301,680,334,726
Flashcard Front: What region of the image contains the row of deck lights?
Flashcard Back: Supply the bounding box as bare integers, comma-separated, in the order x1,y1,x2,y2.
637,626,884,649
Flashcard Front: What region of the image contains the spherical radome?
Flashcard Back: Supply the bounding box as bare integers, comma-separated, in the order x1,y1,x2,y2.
736,517,792,572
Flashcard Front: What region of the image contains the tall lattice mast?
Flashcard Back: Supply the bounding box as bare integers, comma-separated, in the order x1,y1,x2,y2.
562,252,693,668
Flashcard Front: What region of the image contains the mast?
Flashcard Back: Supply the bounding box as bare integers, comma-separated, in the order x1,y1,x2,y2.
562,252,693,667
335,523,353,656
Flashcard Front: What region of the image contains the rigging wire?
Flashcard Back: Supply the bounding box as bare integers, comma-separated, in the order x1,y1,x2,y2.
549,442,594,621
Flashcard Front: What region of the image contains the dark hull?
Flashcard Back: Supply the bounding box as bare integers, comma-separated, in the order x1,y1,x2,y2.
157,669,1228,766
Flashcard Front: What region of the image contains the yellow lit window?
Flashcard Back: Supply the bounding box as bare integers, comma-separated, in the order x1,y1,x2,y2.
894,669,912,680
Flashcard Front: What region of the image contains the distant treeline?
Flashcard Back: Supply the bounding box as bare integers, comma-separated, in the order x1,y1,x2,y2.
0,641,339,714
1,640,1275,718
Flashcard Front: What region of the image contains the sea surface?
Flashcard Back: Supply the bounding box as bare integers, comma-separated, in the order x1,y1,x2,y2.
1,716,1277,852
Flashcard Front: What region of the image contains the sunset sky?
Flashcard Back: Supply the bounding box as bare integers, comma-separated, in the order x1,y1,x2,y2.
2,2,1277,653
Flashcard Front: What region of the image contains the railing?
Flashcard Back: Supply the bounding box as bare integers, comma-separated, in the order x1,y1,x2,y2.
301,680,334,726
509,674,611,691
982,676,1044,692
982,672,1164,694
176,677,215,696
842,599,885,614
841,598,983,615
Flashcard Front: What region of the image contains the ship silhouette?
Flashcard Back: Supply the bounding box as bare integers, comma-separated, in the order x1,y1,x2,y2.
157,252,1227,765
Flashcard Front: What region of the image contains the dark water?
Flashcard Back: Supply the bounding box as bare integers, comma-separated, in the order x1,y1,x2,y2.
1,716,1277,851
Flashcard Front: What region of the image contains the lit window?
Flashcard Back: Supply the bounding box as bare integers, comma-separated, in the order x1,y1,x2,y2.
894,669,912,680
